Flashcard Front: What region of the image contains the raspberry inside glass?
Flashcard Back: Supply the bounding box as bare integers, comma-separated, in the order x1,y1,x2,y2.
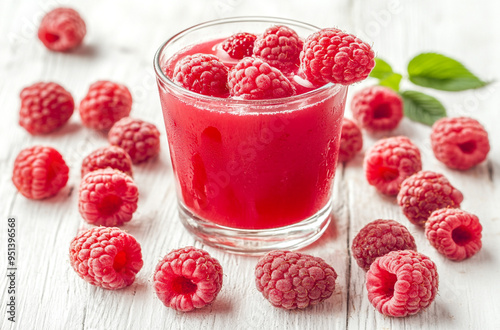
452,226,473,246
97,195,123,216
171,277,197,295
458,140,476,154
113,250,128,271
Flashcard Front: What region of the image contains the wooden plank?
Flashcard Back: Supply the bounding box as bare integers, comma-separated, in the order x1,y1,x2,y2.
0,0,499,329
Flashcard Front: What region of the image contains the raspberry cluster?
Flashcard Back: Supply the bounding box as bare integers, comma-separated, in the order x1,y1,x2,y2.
169,25,375,101
364,136,422,195
69,227,143,290
12,145,69,199
351,86,403,132
425,208,482,261
38,7,86,52
352,219,417,271
366,250,439,317
19,82,74,135
338,118,363,163
397,171,464,227
153,247,224,312
431,117,490,170
255,250,337,309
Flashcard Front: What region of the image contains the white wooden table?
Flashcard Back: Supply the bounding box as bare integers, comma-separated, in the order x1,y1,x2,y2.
1,1,500,329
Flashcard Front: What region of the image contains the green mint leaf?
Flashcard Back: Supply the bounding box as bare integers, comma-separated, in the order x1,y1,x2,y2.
369,58,394,80
408,53,488,91
400,90,446,126
379,73,402,92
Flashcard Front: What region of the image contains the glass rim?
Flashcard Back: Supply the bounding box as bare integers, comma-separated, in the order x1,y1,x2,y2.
153,16,344,106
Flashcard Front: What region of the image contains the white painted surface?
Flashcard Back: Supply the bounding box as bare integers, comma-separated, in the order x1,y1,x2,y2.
1,0,499,329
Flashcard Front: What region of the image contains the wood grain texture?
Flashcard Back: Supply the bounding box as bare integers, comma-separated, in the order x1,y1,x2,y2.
1,0,499,329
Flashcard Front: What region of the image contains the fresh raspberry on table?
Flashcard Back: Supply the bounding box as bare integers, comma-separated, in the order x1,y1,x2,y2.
38,7,86,52
12,145,69,200
81,146,133,178
78,168,138,226
425,208,482,261
228,57,296,99
108,117,161,164
79,81,132,130
253,25,303,73
366,250,438,317
351,86,403,132
300,28,375,85
69,226,143,290
173,54,229,97
352,219,417,272
153,246,223,312
364,136,422,195
431,117,490,170
255,250,337,309
397,171,464,227
19,82,74,135
221,32,257,60
339,118,363,163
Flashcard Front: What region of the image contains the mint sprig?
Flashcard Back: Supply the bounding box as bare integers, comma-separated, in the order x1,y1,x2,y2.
408,53,488,91
368,53,488,126
400,91,446,126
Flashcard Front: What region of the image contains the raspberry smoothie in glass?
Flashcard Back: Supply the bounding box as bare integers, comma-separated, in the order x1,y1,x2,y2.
154,17,348,254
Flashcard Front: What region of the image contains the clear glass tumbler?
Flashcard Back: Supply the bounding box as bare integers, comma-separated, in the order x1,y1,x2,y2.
154,17,348,254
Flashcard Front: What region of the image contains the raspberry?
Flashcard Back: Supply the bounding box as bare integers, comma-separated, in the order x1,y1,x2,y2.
173,54,229,97
352,219,417,271
425,209,482,261
228,57,296,100
81,146,133,178
12,145,69,200
339,118,363,163
78,168,138,226
253,25,303,73
431,117,490,170
300,28,375,85
364,136,422,195
69,227,143,290
153,247,223,312
221,32,257,60
366,250,438,317
351,86,403,132
108,117,161,164
255,250,337,309
397,171,464,227
38,7,86,52
19,82,74,135
79,81,132,130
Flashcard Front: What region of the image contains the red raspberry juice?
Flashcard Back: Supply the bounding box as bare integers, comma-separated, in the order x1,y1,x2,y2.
157,39,346,230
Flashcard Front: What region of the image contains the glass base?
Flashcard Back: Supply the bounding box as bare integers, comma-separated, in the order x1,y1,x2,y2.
177,201,332,255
